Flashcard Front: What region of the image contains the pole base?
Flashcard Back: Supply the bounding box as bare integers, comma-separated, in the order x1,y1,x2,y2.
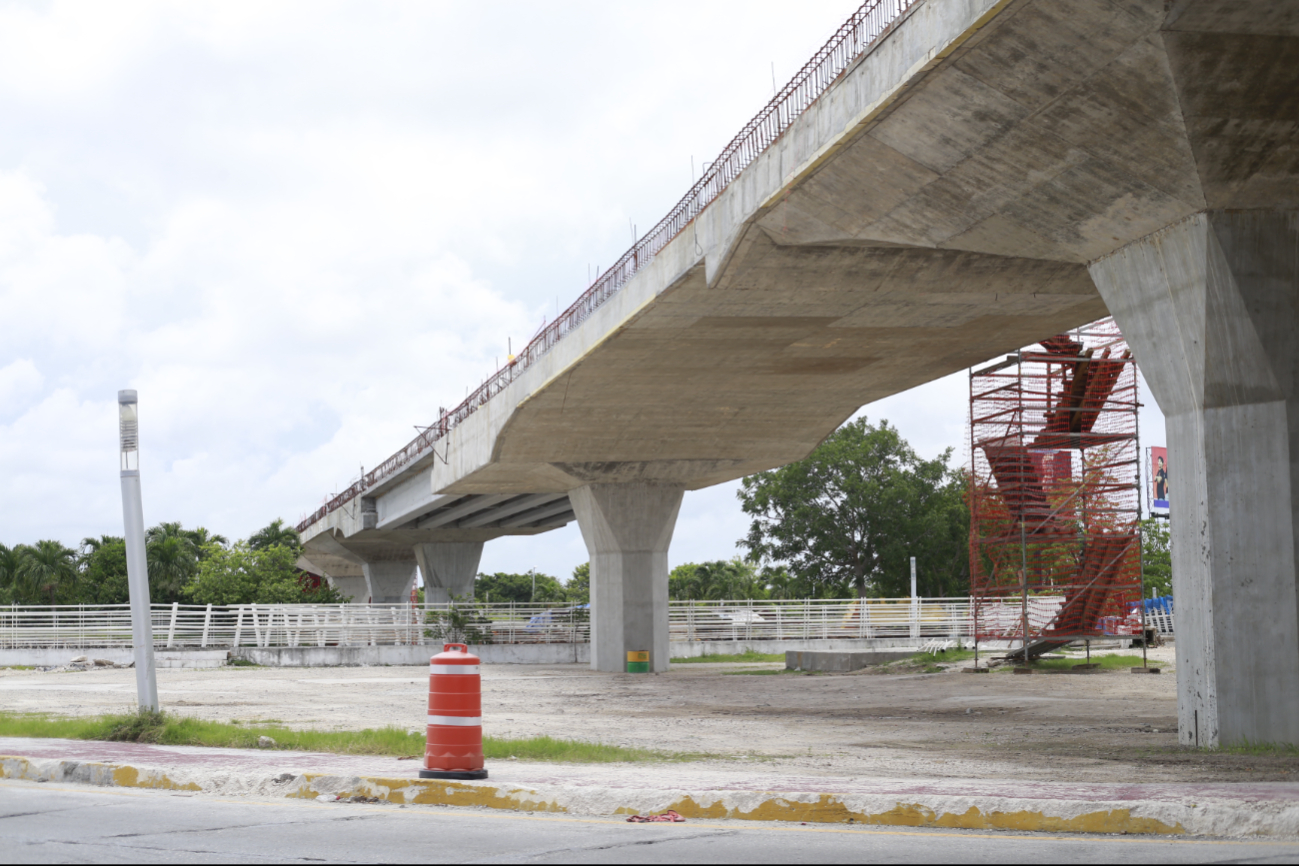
419,768,488,780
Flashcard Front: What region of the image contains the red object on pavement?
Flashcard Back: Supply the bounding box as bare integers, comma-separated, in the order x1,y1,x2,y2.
626,810,686,823
420,643,487,780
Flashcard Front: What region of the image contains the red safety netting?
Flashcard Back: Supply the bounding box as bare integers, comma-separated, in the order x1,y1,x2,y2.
968,318,1143,647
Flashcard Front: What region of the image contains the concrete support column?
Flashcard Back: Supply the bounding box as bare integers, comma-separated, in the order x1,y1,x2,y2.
362,560,418,604
326,573,371,604
413,542,484,604
570,483,684,673
1089,210,1299,747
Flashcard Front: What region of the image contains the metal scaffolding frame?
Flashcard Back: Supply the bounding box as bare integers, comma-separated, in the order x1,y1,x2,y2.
968,318,1145,665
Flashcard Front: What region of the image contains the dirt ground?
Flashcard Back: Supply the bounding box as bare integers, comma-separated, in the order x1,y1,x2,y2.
3,646,1295,784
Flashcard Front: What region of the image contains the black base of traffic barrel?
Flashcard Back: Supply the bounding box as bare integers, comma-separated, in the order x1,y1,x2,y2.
419,769,489,780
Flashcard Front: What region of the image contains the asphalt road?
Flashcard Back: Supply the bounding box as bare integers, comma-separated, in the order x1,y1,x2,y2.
2,781,1298,864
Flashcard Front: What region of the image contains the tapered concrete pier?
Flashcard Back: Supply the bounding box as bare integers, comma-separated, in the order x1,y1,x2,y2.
1091,211,1299,748
571,484,683,673
414,542,484,603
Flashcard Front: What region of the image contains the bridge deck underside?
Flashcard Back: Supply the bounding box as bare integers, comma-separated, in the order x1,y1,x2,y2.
443,0,1297,495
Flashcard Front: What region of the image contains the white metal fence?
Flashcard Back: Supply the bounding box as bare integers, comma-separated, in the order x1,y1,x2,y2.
0,596,1171,651
0,598,971,650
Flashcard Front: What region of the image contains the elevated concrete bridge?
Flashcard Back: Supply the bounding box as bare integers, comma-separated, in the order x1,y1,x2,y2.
298,0,1299,747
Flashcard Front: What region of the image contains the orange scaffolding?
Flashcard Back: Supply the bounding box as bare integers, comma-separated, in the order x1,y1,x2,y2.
968,318,1143,660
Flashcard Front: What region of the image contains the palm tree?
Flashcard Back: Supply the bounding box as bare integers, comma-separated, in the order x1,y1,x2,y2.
18,540,79,605
762,565,800,600
146,535,198,604
0,543,19,601
188,527,228,555
146,522,193,548
80,535,122,555
249,519,300,552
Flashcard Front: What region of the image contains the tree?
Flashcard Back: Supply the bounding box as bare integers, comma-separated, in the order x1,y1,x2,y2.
565,563,590,604
249,519,299,553
188,527,229,556
79,536,130,605
475,570,566,604
0,543,24,604
17,540,79,604
185,542,347,605
669,560,767,600
1141,517,1172,598
738,417,969,599
146,534,199,604
758,564,844,599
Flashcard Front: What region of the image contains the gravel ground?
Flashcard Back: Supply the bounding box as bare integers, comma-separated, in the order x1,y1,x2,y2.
3,645,1295,783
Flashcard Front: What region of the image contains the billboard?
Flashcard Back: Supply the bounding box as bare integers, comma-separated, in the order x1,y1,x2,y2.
1150,446,1169,510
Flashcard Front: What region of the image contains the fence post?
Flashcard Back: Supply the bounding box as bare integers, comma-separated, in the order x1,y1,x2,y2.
201,604,212,648
166,602,178,648
234,606,244,647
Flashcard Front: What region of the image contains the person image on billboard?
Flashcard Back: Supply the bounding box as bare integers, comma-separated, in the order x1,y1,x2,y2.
1151,447,1169,509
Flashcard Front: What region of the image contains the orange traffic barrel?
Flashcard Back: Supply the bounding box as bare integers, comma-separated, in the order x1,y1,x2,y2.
420,643,487,780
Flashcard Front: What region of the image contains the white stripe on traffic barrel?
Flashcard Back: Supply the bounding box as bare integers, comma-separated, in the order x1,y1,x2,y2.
427,715,482,726
429,664,480,675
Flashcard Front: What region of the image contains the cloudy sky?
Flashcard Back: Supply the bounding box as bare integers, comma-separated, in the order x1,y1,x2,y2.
0,0,1166,582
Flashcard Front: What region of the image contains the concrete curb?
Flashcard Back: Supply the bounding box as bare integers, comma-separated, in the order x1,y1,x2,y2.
6,753,1299,837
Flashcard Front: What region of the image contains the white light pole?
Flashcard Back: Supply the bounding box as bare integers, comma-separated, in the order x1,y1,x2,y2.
910,556,918,641
119,390,158,711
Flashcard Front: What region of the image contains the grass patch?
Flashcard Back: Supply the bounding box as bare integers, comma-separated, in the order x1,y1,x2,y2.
724,668,820,676
1207,741,1299,757
0,711,695,763
670,651,784,664
1027,653,1156,672
227,659,260,667
483,735,695,763
0,666,36,671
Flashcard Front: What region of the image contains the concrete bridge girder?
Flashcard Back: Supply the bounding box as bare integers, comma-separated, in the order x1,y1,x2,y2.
297,0,1299,742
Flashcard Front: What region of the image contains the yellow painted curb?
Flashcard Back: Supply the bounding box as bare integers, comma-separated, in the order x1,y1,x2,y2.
2,755,200,793
292,773,570,814
647,794,1184,835
1,753,1186,836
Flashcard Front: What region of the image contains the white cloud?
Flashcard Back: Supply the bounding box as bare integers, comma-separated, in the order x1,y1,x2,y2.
0,357,43,420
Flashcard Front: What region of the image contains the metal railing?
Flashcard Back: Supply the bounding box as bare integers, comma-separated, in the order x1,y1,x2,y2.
3,596,971,650
297,0,919,533
1,595,1171,652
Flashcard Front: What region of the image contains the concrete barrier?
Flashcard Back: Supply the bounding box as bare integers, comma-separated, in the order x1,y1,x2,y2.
0,649,228,669
231,638,932,667
4,637,964,669
230,643,590,667
785,649,919,672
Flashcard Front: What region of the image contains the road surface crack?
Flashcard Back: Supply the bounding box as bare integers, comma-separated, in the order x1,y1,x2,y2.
469,829,738,863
